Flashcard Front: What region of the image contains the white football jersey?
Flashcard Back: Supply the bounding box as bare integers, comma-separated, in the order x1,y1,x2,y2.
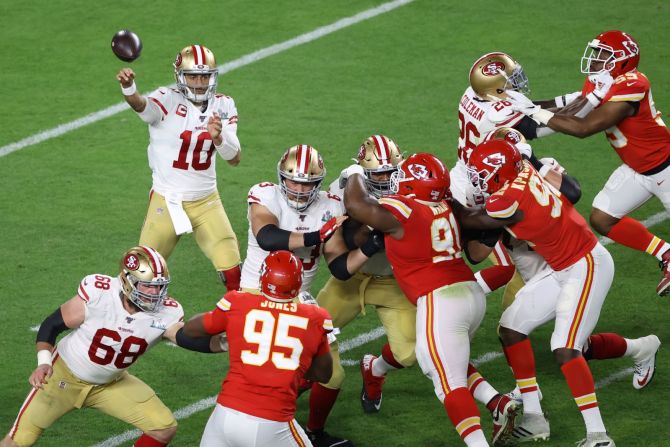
457,86,524,164
143,87,239,201
57,274,183,384
241,183,345,291
328,177,393,277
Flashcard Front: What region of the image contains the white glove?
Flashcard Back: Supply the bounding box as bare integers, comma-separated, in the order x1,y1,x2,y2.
516,142,533,159
505,90,555,125
586,71,614,106
341,164,365,180
297,291,318,306
538,157,566,176
218,334,229,352
554,91,581,108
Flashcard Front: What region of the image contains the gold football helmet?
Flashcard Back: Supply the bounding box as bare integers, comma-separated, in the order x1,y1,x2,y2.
174,44,218,103
484,127,528,145
277,145,326,211
356,135,404,198
469,52,529,101
119,246,170,313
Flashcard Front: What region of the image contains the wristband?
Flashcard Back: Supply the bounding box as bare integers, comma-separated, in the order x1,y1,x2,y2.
37,349,52,366
554,94,567,108
304,231,320,247
585,92,602,107
531,109,555,125
538,164,552,178
121,82,137,96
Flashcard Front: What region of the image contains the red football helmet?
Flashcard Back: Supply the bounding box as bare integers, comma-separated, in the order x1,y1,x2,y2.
259,250,303,302
467,140,523,196
581,30,640,78
390,153,450,202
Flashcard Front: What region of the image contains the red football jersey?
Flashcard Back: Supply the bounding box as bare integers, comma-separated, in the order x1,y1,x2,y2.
202,290,332,422
378,195,475,303
582,71,670,173
485,161,597,271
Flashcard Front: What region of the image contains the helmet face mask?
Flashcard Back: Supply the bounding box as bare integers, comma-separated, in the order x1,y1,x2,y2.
357,135,404,198
580,31,640,78
119,246,170,313
174,45,218,103
277,145,326,211
470,52,529,101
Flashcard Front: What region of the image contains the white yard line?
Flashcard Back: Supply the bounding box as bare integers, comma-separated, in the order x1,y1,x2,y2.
0,0,414,159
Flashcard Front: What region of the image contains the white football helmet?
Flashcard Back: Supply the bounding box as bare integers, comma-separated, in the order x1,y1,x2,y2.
119,246,170,313
174,45,218,103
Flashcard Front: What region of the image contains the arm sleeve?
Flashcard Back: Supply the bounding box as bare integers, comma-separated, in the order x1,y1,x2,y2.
513,116,539,140
36,308,68,345
256,224,292,251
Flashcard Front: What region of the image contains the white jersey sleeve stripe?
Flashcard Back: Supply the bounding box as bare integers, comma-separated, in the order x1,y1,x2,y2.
217,297,232,311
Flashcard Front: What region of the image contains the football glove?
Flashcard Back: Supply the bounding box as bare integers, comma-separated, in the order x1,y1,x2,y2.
319,216,346,243
504,90,555,125
586,71,614,106
360,229,385,257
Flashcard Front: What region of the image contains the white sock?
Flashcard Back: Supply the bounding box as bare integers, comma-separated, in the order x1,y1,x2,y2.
581,406,607,434
372,356,396,377
522,390,543,415
463,428,489,446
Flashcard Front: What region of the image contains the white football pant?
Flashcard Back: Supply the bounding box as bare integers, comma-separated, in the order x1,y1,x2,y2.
200,404,312,447
415,281,486,402
500,243,614,352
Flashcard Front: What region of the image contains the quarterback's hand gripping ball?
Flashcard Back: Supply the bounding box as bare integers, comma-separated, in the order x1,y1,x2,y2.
111,29,143,62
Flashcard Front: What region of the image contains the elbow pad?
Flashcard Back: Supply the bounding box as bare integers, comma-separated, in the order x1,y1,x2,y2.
36,308,68,345
175,328,214,353
560,174,582,204
328,252,353,281
256,224,292,251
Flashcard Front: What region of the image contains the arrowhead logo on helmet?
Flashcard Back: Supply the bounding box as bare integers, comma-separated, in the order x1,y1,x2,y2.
483,153,506,169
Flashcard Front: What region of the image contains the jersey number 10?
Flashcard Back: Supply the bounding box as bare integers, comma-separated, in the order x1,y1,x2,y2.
172,130,215,171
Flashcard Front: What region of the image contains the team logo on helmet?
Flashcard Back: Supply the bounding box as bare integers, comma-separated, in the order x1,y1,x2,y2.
483,153,506,168
357,145,367,161
622,35,639,56
124,254,140,271
504,131,522,144
408,163,429,179
482,61,505,76
174,53,183,67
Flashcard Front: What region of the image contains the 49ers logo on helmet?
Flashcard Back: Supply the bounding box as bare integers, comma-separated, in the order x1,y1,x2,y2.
483,153,506,168
124,254,140,271
174,53,183,68
408,163,429,179
482,61,505,76
504,131,522,144
357,145,366,161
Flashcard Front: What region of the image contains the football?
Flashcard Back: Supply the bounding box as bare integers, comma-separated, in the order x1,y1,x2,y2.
111,29,142,62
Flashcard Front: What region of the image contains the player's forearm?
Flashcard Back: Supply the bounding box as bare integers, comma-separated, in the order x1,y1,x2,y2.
123,91,147,113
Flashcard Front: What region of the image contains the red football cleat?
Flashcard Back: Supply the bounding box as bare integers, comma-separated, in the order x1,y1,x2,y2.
360,354,385,413
656,250,670,296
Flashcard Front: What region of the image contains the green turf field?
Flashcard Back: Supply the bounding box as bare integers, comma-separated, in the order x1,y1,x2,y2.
1,0,670,445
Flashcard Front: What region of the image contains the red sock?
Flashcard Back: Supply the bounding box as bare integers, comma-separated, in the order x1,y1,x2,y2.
443,387,482,441
134,434,168,447
478,265,516,293
307,383,340,431
560,356,598,411
503,339,537,390
584,333,628,360
381,343,405,369
219,265,241,291
606,217,663,255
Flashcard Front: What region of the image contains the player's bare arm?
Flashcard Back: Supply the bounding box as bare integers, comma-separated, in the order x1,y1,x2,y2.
343,172,403,238
30,295,86,389
116,68,147,112
547,100,635,137
304,351,334,383
165,320,226,353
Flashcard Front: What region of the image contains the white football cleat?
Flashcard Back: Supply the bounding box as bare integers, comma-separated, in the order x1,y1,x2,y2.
504,384,543,405
632,335,661,389
575,432,615,447
509,412,550,443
